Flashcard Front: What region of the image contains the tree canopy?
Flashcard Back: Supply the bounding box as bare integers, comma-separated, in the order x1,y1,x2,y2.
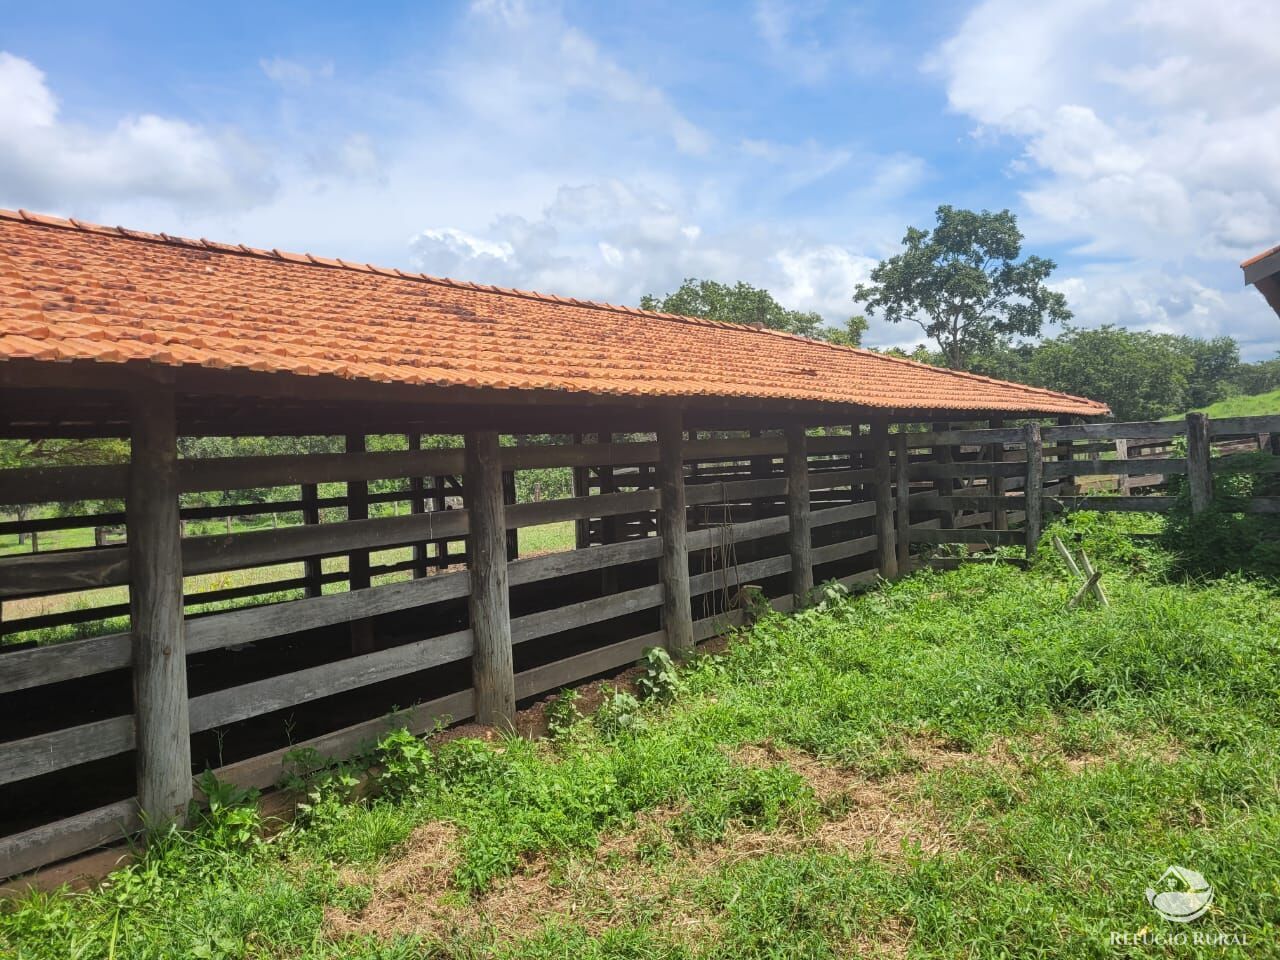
641,278,865,346
853,205,1071,370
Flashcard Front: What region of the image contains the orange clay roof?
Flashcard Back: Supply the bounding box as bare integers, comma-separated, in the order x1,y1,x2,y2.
1242,243,1280,269
0,209,1107,416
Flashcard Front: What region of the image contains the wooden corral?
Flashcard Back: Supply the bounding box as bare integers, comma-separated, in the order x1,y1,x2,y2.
0,209,1122,887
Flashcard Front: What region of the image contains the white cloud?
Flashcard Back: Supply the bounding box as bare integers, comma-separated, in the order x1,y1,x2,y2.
931,0,1280,356
259,57,335,87
753,0,893,86
0,52,274,213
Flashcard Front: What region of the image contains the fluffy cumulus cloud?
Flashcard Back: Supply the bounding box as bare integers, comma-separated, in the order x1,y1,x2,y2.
0,52,275,213
409,178,882,324
931,0,1280,354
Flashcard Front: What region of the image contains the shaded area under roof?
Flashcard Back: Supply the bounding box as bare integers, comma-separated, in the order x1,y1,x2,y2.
1243,243,1280,319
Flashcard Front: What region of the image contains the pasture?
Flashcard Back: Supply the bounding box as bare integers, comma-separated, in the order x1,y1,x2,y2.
3,515,1276,958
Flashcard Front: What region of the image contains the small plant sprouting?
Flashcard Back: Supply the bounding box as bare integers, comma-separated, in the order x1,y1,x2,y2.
635,646,686,702
191,770,262,852
375,728,434,800
593,685,645,738
544,688,582,741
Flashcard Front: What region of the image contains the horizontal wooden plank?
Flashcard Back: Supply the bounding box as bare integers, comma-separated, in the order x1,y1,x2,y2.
1212,455,1280,474
813,535,878,565
686,476,788,505
0,631,132,694
1044,458,1186,479
689,553,791,596
1042,421,1185,442
506,489,658,528
1208,415,1280,437
0,715,135,786
912,494,1024,511
909,426,1025,448
187,629,474,731
810,500,877,527
0,799,140,881
504,441,656,470
508,537,661,586
809,468,876,490
909,529,1025,545
910,461,1025,480
1048,496,1175,513
0,546,128,599
514,630,666,701
184,568,471,654
686,514,790,551
510,584,663,645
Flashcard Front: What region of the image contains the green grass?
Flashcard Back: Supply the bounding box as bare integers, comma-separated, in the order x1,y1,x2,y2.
1179,388,1280,420
3,516,1279,958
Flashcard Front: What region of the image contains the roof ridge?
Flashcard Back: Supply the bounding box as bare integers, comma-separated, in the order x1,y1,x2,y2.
0,207,1101,412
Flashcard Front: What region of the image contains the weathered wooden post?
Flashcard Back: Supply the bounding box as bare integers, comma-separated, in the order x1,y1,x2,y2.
464,430,515,727
785,424,813,604
894,428,911,572
1023,422,1043,560
656,409,694,658
871,418,898,579
345,434,370,591
571,433,590,548
988,417,1007,531
1114,438,1132,495
408,434,428,579
502,468,519,560
931,421,955,529
1186,412,1213,514
127,388,192,829
300,482,323,597
345,434,375,653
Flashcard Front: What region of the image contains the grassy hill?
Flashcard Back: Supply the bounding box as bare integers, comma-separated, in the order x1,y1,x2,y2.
1185,388,1280,419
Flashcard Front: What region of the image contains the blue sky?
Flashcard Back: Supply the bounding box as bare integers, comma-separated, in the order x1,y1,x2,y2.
2,0,1277,357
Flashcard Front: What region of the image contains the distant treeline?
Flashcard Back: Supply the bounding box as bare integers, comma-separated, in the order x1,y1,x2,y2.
885,325,1280,422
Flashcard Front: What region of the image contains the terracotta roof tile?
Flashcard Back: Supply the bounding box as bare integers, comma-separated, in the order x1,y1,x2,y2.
0,208,1108,415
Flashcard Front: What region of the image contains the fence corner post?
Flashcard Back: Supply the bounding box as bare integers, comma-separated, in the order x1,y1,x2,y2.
464,430,515,728
1186,412,1213,514
657,409,694,658
127,386,192,831
785,424,813,605
871,418,898,579
1023,421,1043,560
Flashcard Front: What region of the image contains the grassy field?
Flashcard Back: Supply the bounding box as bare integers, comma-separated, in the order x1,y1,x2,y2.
1183,388,1280,419
3,516,1278,958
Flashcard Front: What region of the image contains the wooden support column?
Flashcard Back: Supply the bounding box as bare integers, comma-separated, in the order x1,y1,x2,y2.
1114,438,1132,494
894,429,911,573
871,418,898,579
431,474,450,567
1056,414,1076,496
988,417,1007,530
465,431,515,727
300,482,323,597
932,421,955,529
345,434,375,654
1186,412,1213,514
345,434,370,590
598,432,619,594
408,435,428,579
127,388,191,829
1023,422,1043,560
571,433,590,548
657,410,694,658
785,424,813,604
502,468,519,560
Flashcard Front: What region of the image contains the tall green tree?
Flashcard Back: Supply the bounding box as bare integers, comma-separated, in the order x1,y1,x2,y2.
853,205,1071,369
641,278,826,339
1026,325,1194,422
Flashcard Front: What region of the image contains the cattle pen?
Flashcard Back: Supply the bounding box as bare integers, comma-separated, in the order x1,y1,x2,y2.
0,208,1128,887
